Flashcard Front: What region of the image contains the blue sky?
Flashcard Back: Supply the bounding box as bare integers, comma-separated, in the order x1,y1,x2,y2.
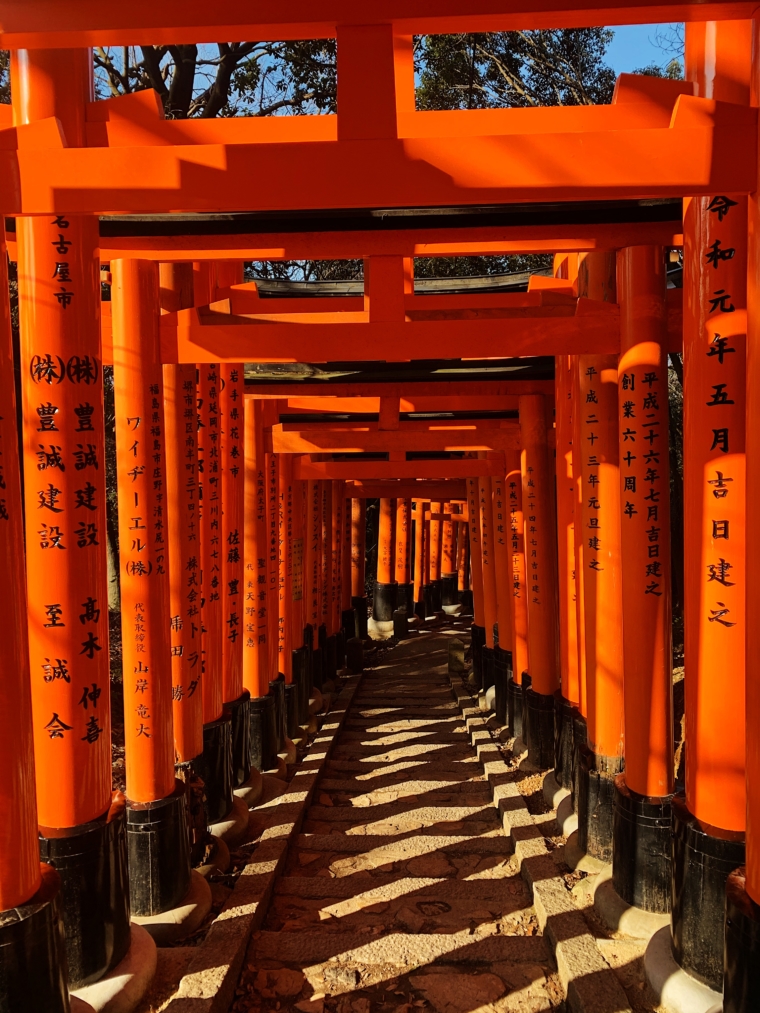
605,23,682,74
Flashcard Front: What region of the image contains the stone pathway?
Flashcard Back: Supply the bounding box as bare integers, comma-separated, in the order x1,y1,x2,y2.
231,628,564,1013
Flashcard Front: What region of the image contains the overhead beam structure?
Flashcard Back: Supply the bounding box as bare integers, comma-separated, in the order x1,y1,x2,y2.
344,479,468,500
0,71,754,214
0,0,754,47
293,456,505,480
270,423,519,453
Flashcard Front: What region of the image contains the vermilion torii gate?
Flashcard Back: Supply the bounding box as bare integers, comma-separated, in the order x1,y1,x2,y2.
1,6,760,1013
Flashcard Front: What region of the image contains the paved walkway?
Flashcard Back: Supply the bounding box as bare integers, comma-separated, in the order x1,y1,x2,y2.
231,630,562,1013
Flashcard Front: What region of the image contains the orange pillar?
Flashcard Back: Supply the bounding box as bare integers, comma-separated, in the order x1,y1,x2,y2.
198,363,224,726
112,259,193,914
266,450,280,682
306,480,324,686
0,223,69,1007
330,481,342,637
571,356,589,720
243,399,276,773
395,497,413,614
413,499,425,612
507,451,529,738
350,498,366,600
277,454,294,683
555,355,580,709
160,265,203,769
441,501,458,607
467,477,486,687
112,261,175,805
319,481,336,682
478,481,498,651
457,507,470,596
373,497,397,621
492,475,514,725
340,488,354,639
610,246,675,913
519,395,560,768
221,363,245,705
576,252,625,861
14,46,130,987
429,499,443,612
677,22,750,992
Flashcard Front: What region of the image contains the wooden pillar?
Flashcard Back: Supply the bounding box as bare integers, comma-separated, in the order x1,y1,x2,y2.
555,355,581,709
292,478,307,650
373,497,397,621
492,474,514,725
160,264,203,767
576,253,625,861
507,451,529,685
14,46,130,987
467,477,486,687
277,454,294,682
198,363,224,725
429,499,443,612
112,260,174,804
678,22,751,994
413,499,425,609
266,450,280,680
395,497,412,584
0,221,69,1010
457,507,470,594
571,355,589,719
350,498,366,599
243,400,270,700
330,481,342,636
519,395,560,767
478,480,498,650
220,364,244,705
0,225,40,908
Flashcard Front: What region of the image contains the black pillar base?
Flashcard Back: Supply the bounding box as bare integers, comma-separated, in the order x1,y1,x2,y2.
470,623,485,690
577,746,622,864
396,582,414,616
494,646,511,725
284,682,299,740
0,863,70,1011
430,579,443,613
126,779,192,917
421,583,436,618
441,572,458,606
459,588,473,613
507,677,524,740
39,796,130,989
724,867,760,1012
482,645,496,694
373,581,398,622
554,695,577,794
671,794,745,992
414,598,426,620
351,596,369,639
269,676,286,753
250,694,277,773
393,607,409,640
335,628,345,670
611,775,672,914
292,645,310,725
346,636,364,674
572,713,588,814
341,608,357,646
199,717,234,824
525,686,555,769
323,634,338,684
174,757,208,867
224,691,251,788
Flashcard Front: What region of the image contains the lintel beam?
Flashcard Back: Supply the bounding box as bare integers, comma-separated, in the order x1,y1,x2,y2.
269,424,519,453
0,1,753,48
293,457,505,480
345,480,468,499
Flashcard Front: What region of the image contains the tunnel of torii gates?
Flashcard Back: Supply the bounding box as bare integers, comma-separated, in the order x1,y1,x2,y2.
5,7,760,1013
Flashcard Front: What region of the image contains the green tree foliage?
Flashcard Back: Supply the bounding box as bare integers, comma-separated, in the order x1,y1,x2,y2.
416,30,616,109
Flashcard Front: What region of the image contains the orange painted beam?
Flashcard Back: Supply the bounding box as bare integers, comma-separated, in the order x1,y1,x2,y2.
0,98,754,215
78,221,684,263
346,480,468,500
294,457,505,481
0,1,752,48
249,383,555,401
270,425,519,454
162,309,619,364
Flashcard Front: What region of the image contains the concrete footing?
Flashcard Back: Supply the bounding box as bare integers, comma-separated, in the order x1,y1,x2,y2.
208,796,249,847
645,926,723,1013
70,925,157,1013
233,768,263,808
265,755,288,780
131,871,212,946
564,830,609,874
308,690,323,715
542,770,578,837
367,617,394,641
279,736,297,764
594,872,670,939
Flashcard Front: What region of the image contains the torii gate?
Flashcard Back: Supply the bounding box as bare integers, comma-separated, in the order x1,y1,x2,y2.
0,7,759,1013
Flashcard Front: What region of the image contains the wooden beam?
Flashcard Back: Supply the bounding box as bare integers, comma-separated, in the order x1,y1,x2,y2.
246,383,555,401
1,0,752,48
293,457,505,480
2,97,754,215
345,480,468,499
269,424,519,453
